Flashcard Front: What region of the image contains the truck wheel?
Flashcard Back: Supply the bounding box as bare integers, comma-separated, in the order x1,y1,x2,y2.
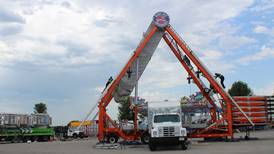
73,133,78,139
149,143,157,151
141,135,150,144
107,136,118,144
11,136,17,143
79,132,85,139
12,136,22,143
44,136,50,142
181,141,188,150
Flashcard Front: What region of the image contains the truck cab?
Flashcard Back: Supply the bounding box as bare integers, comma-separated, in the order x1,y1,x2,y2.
67,128,85,139
147,102,188,151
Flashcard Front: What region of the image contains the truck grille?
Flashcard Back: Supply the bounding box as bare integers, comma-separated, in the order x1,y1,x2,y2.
163,127,175,137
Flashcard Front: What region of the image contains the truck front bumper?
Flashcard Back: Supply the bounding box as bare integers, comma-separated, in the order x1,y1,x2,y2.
149,137,187,145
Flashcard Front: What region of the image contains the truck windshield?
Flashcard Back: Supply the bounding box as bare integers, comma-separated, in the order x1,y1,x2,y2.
154,114,180,123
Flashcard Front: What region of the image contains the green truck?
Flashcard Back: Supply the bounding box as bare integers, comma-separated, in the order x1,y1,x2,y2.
0,126,54,142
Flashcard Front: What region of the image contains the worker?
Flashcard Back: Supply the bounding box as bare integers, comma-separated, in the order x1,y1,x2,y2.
183,55,193,70
127,69,132,78
214,73,225,89
196,70,201,78
209,73,225,93
102,76,113,93
187,76,192,84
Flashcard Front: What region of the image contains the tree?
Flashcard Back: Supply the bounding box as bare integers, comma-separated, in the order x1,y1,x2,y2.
34,102,47,114
228,81,253,96
180,96,189,104
118,96,134,121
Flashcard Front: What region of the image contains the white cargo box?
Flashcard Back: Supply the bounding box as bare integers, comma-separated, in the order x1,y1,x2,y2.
147,101,181,129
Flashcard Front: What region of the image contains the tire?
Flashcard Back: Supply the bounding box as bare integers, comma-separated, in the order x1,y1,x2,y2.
141,135,150,144
11,136,16,143
181,141,188,150
79,132,85,139
79,134,84,139
72,133,78,139
32,136,38,142
107,136,118,144
43,136,50,142
149,143,157,151
22,137,28,142
204,88,210,93
12,136,22,143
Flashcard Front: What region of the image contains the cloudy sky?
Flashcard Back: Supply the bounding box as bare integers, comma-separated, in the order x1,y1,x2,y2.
0,0,274,125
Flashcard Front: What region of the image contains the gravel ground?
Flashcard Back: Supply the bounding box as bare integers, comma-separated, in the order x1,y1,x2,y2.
1,129,274,154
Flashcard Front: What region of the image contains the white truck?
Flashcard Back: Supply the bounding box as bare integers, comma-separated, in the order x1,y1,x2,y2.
67,128,85,139
147,101,188,151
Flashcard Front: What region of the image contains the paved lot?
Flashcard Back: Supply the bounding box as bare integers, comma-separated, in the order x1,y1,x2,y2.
1,130,274,154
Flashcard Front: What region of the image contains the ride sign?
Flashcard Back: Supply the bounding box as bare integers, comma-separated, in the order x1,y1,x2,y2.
153,11,170,29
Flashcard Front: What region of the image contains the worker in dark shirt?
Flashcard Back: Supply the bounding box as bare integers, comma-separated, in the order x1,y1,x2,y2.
127,69,132,78
183,55,193,70
102,76,113,93
214,73,225,89
209,73,225,93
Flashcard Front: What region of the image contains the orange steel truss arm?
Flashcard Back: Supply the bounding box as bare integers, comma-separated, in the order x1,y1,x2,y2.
163,33,217,122
165,26,233,137
101,26,158,108
104,112,119,128
165,26,231,103
97,25,158,142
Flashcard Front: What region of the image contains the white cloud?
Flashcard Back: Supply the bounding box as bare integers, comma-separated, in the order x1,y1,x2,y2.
251,0,274,12
253,24,274,37
166,0,254,51
255,81,274,95
94,86,104,94
238,46,274,64
0,0,261,124
0,41,15,65
218,35,256,50
0,39,67,67
253,25,269,34
0,102,26,114
201,50,223,60
0,2,130,69
0,6,25,23
138,51,188,89
0,0,256,69
138,91,180,102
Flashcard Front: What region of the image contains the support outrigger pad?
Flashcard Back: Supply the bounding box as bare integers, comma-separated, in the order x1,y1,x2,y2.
119,140,143,145
94,141,144,150
94,142,120,150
